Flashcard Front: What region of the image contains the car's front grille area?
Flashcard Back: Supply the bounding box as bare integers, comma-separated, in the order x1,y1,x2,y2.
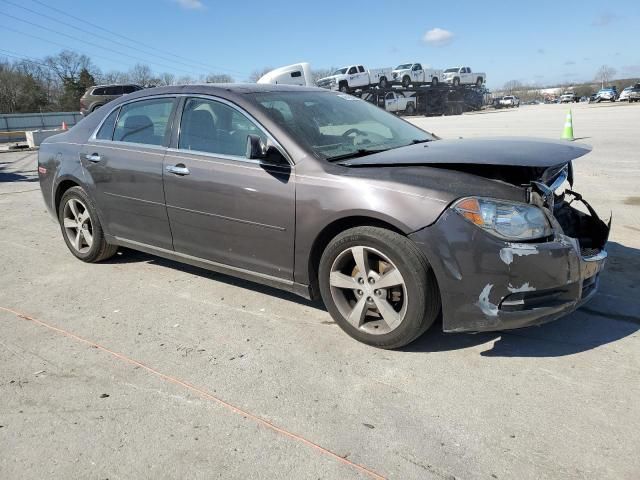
580,247,601,257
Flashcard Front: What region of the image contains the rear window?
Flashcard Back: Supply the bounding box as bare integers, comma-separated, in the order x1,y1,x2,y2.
112,98,175,146
96,108,119,140
104,86,123,95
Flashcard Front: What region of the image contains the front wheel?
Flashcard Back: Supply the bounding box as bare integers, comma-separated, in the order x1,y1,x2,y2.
453,77,460,87
431,77,439,86
402,76,411,88
58,186,117,262
379,77,388,88
318,227,440,349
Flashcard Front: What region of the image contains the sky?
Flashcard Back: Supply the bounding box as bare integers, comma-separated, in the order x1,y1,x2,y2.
0,0,639,89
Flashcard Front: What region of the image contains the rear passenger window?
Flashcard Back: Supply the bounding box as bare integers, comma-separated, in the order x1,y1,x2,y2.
104,86,123,95
290,71,301,78
113,98,175,146
122,85,138,94
96,108,119,140
179,98,266,157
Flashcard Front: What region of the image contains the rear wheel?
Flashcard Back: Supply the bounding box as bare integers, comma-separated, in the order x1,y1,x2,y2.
476,77,483,87
405,103,415,115
58,186,117,262
318,227,440,349
91,104,103,112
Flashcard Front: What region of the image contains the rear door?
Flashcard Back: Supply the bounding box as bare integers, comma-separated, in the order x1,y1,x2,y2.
162,96,295,279
83,97,177,249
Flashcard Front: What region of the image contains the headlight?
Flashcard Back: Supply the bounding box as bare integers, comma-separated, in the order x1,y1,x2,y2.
453,197,552,241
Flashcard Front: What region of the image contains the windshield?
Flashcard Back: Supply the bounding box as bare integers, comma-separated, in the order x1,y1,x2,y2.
395,64,412,70
332,68,348,75
250,91,434,161
444,68,458,73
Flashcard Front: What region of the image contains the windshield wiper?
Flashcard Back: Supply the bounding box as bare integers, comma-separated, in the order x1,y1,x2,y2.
326,148,390,162
411,138,432,144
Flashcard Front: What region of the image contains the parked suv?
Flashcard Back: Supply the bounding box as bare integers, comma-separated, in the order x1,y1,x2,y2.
80,84,142,115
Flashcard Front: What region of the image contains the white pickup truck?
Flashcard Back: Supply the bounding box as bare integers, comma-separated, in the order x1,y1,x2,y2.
442,67,486,87
316,65,393,92
363,91,417,114
391,63,442,87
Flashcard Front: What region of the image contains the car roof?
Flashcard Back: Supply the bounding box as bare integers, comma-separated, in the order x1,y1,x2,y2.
121,83,326,97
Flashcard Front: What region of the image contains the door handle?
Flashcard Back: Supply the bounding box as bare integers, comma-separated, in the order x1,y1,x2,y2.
84,153,101,163
166,164,190,176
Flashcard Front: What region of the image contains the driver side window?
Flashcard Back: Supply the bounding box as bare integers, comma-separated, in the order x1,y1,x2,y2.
179,98,266,157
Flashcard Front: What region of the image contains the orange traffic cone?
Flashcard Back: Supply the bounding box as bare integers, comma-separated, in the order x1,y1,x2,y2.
61,121,68,131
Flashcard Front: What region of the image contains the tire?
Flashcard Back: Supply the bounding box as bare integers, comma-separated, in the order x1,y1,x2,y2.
318,226,440,349
453,77,460,87
379,77,388,89
405,103,415,115
58,186,118,263
431,77,439,87
339,82,349,93
402,76,411,88
476,77,483,87
91,104,103,112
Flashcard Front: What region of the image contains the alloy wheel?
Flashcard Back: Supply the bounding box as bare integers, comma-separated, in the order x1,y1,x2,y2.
62,198,93,253
329,246,408,335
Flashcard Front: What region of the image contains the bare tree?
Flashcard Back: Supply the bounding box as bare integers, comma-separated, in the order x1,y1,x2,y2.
503,80,523,94
205,73,234,83
249,66,273,83
44,50,94,83
99,70,131,84
594,65,617,88
128,64,154,86
156,72,176,86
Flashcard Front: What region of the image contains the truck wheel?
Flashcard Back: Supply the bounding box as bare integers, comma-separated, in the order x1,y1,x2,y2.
476,77,483,87
453,77,460,87
318,226,440,349
405,103,415,115
379,77,388,88
431,77,439,87
402,76,411,88
339,82,349,93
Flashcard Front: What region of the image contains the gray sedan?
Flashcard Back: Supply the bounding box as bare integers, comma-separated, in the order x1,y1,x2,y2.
38,84,610,348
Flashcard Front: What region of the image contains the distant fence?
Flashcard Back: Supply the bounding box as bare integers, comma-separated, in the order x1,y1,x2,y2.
0,112,83,143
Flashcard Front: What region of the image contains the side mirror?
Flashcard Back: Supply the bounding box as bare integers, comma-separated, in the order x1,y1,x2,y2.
246,134,266,159
246,134,288,165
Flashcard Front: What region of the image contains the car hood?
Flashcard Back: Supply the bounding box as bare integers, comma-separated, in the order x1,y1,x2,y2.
336,137,591,168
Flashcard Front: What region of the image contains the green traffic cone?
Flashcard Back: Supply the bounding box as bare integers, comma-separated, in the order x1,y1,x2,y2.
562,110,574,141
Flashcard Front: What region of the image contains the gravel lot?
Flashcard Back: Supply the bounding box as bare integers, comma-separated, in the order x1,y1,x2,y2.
1,102,638,480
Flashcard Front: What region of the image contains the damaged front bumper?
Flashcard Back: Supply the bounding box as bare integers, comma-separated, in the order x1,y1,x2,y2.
409,200,609,333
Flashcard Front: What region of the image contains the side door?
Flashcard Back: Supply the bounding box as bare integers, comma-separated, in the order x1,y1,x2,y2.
384,92,397,112
462,67,471,83
162,97,295,280
82,97,176,249
412,63,423,83
347,66,363,88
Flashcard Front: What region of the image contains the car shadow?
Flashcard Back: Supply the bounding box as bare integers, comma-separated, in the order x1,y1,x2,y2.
109,241,639,358
106,248,325,310
0,157,38,183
